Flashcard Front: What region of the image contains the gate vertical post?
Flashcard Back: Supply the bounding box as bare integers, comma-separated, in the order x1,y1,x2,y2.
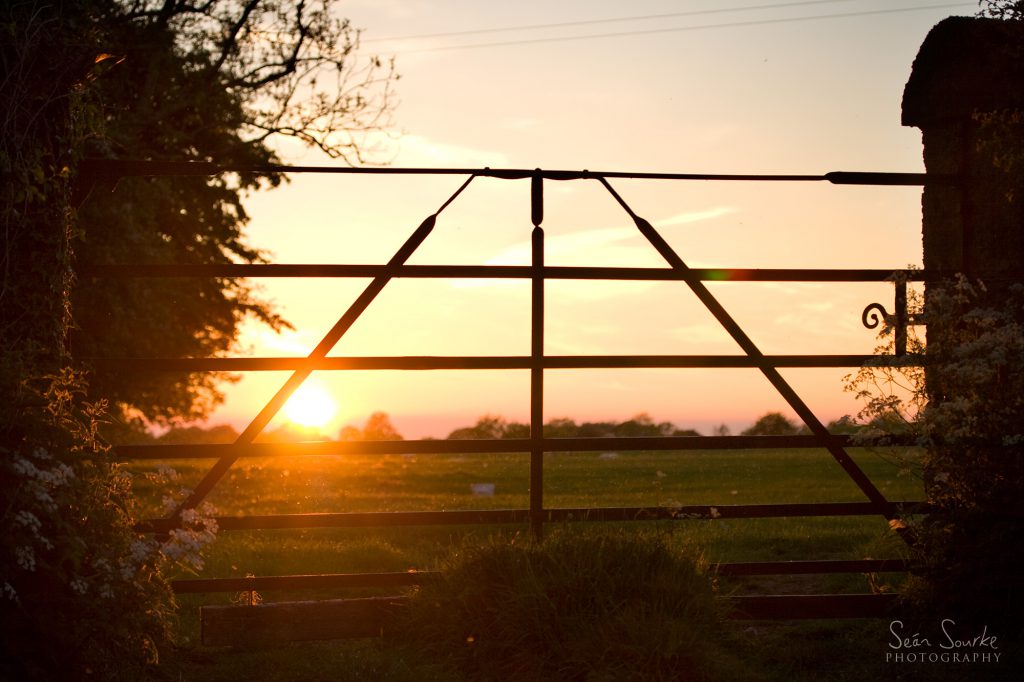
530,171,545,540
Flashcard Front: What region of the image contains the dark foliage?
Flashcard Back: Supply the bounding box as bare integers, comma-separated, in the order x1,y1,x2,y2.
392,532,757,682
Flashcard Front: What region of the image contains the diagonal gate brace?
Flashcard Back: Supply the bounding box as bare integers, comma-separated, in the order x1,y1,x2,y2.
168,176,477,520
596,178,910,540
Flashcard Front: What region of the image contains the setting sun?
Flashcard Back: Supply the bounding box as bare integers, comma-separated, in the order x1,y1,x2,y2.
283,380,337,428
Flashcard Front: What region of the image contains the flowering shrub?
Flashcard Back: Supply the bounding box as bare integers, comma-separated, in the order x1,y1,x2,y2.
0,369,217,679
847,275,1024,634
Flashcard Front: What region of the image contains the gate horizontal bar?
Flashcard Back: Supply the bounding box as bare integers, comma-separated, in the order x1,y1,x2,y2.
82,263,937,281
80,158,954,185
171,559,908,595
113,434,920,460
139,501,926,533
91,353,924,372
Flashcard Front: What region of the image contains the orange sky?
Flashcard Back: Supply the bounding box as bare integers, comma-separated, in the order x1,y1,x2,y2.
209,0,977,439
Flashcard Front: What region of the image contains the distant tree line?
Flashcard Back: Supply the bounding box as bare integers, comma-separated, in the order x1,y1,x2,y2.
446,413,699,440
148,410,887,444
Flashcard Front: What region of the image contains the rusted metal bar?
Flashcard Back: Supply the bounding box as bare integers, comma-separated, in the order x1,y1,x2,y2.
139,501,926,533
728,593,898,619
597,177,902,530
82,263,936,282
168,177,476,519
113,433,921,460
95,353,924,372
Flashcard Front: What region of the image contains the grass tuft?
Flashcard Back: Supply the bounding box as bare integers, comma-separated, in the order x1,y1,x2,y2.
390,530,759,681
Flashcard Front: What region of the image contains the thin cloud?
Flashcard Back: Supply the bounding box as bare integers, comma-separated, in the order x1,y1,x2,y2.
396,134,509,167
655,206,738,227
486,206,736,266
499,117,542,130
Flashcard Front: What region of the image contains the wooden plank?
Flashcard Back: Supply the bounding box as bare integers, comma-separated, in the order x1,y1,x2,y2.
201,596,409,646
198,592,901,646
714,559,909,576
728,593,898,620
174,560,909,596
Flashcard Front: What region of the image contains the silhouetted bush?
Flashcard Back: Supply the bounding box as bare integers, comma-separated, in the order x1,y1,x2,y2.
391,531,757,681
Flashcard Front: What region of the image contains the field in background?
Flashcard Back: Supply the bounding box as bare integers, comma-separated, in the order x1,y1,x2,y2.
133,447,925,680
131,446,922,585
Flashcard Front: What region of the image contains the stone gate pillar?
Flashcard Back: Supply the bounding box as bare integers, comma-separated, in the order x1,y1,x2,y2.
902,16,1024,280
898,15,1024,632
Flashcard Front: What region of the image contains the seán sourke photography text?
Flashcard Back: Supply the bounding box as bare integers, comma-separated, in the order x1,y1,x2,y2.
888,618,1002,666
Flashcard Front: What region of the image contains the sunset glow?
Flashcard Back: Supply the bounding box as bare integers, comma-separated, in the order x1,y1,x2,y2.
283,380,338,428
212,0,979,439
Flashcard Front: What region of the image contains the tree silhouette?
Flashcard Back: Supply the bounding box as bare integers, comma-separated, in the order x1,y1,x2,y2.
362,412,403,441
740,412,800,436
340,412,403,441
448,415,514,440
65,1,397,431
978,0,1024,20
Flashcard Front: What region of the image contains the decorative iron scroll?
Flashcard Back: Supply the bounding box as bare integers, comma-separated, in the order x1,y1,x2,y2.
861,302,892,330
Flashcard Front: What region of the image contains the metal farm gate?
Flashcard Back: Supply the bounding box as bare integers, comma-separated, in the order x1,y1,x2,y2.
81,160,938,638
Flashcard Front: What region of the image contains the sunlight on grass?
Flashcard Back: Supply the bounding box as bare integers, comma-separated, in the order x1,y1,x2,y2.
128,447,922,587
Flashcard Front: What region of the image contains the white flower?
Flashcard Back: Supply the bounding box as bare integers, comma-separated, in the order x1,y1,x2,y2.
14,511,42,534
15,546,36,572
3,582,17,601
156,466,180,481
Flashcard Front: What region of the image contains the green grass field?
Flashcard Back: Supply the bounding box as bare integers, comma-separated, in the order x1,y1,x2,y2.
130,447,948,680
134,446,921,567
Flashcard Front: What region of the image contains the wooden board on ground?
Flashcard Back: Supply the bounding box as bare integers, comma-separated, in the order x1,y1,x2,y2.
201,595,409,647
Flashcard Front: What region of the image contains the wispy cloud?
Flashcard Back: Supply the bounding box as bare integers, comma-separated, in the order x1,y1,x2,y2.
499,118,541,130
484,205,737,266
668,323,734,347
654,206,738,227
251,328,317,356
396,135,509,167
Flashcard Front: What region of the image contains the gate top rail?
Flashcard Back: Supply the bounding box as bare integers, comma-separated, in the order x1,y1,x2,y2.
77,158,957,186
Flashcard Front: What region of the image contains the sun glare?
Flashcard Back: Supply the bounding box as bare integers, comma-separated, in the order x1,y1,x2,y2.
283,380,337,428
